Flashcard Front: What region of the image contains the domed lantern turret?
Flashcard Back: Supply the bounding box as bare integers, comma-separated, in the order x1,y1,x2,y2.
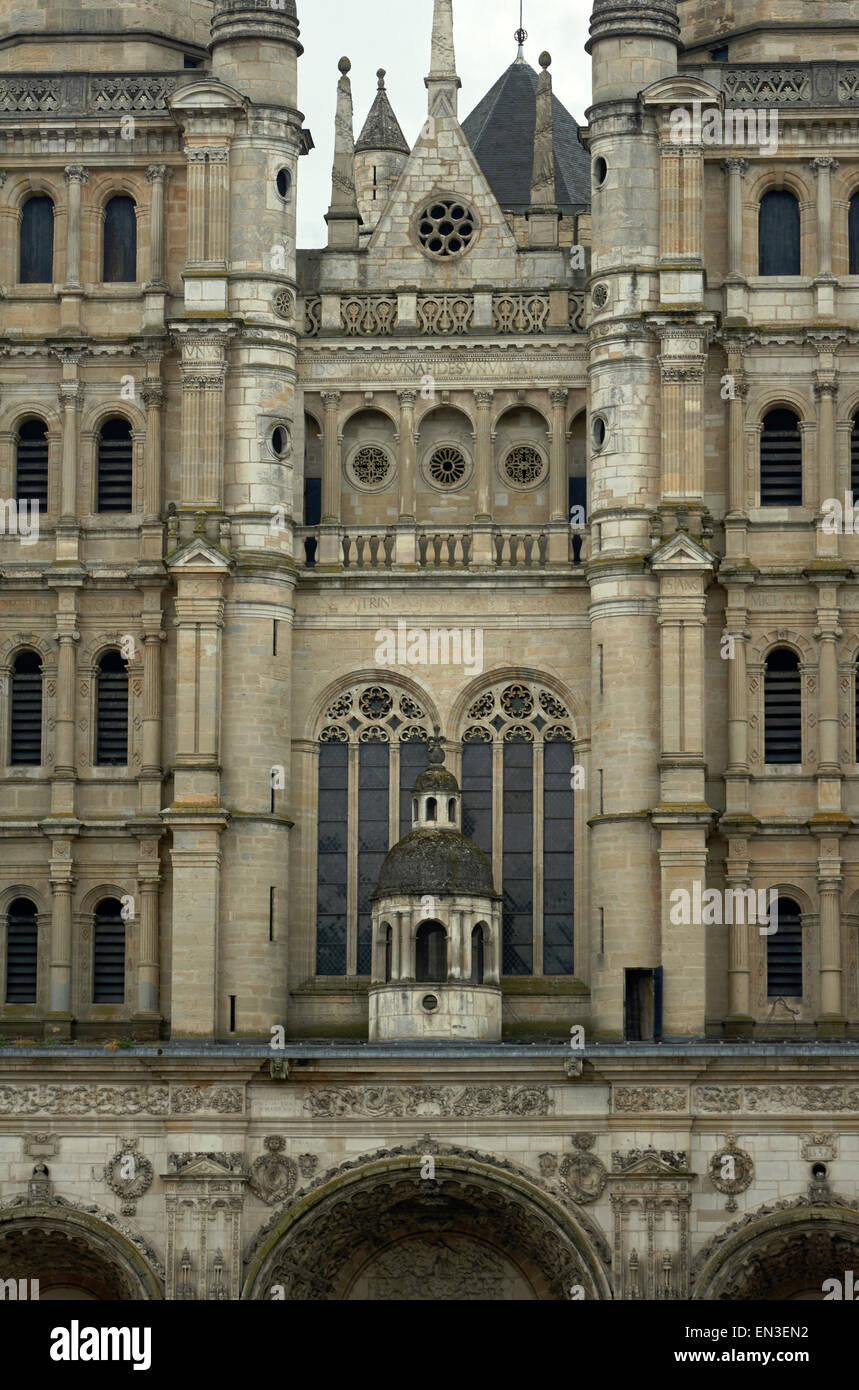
369,729,502,1040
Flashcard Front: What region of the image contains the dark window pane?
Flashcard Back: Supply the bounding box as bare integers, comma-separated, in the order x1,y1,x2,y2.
399,737,428,840
96,650,128,765
97,417,133,513
6,897,37,1002
767,897,802,996
10,650,42,765
19,196,53,283
103,196,137,283
544,742,573,974
852,413,859,498
462,741,492,861
503,739,533,974
357,741,389,975
304,477,322,526
759,190,800,276
316,742,348,974
416,922,447,982
760,409,801,507
93,898,125,1002
16,418,48,512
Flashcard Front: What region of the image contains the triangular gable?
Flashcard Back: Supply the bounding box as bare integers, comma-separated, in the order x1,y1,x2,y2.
167,536,233,573
650,530,715,573
365,114,519,288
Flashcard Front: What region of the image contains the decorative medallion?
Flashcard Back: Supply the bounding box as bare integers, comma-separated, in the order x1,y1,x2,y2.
709,1136,754,1212
348,444,392,489
426,444,468,489
592,282,610,309
559,1135,607,1204
103,1138,154,1216
249,1136,298,1206
272,289,294,320
503,444,546,488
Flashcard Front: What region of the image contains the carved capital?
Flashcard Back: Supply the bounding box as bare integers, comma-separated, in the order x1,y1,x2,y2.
321,391,341,409
142,383,166,408
397,389,418,407
722,158,749,177
63,165,90,185
549,387,569,407
58,383,82,409
474,389,494,407
814,379,839,400
811,157,839,175
145,163,170,184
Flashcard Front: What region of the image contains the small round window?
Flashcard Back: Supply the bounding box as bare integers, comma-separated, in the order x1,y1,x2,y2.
593,157,607,188
276,167,292,200
592,415,607,451
416,198,478,259
270,425,291,459
422,994,439,1012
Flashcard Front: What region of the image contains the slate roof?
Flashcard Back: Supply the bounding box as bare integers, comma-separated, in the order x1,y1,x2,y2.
462,58,591,213
356,77,410,154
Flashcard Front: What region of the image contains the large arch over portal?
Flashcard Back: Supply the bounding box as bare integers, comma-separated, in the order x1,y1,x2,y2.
244,1150,612,1301
0,1203,163,1300
693,1201,859,1301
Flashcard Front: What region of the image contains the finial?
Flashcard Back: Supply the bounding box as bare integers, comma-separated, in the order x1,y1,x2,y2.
377,68,386,88
515,0,527,57
427,725,446,766
338,56,351,75
539,50,551,69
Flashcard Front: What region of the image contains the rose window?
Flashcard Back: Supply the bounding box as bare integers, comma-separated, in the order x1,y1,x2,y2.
416,199,477,258
428,446,467,488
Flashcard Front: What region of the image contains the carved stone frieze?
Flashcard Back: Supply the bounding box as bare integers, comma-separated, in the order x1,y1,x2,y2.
695,1084,859,1114
302,1084,552,1118
612,1086,687,1114
0,1084,169,1116
169,1085,244,1115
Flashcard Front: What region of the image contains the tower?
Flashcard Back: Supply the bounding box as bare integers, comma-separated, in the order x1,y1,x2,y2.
354,70,410,241
369,735,501,1040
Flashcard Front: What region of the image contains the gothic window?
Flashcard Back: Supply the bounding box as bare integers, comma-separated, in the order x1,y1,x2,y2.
461,681,575,976
10,650,43,766
764,647,801,765
5,898,37,1002
767,896,802,996
315,688,431,975
19,194,54,283
96,650,129,766
93,897,126,1002
416,921,447,982
760,409,802,507
758,189,800,276
102,196,137,283
850,193,859,275
15,418,49,513
97,417,134,512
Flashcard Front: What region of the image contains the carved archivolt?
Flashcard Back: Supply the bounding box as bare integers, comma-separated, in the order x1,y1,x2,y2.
692,1196,859,1300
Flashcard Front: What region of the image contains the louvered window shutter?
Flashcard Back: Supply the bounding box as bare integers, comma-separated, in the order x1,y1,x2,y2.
93,898,126,1002
765,648,801,764
761,410,802,507
6,898,37,1002
767,898,802,996
10,651,42,765
96,651,129,765
97,418,133,513
16,419,49,513
759,190,800,276
19,195,54,283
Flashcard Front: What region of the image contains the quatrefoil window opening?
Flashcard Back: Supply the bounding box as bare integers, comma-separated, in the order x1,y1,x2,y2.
416,197,479,259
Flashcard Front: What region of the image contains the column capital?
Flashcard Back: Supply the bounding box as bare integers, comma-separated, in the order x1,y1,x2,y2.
142,383,167,409
397,389,417,407
549,387,569,406
474,389,494,407
722,158,749,177
54,628,81,644
814,379,839,400
63,165,90,185
146,163,170,184
811,157,840,175
321,390,341,408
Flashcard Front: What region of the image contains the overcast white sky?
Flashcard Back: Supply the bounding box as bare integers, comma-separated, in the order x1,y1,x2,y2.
295,0,592,247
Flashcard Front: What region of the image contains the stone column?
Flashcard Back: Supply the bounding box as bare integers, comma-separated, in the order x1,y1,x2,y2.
318,391,342,568
58,381,81,524
680,146,703,260
142,382,165,522
816,604,842,785
206,147,231,267
724,602,751,815
396,389,418,567
62,165,88,289
812,157,838,277
145,164,169,286
722,159,748,278
817,860,844,1030
53,629,79,783
472,389,495,566
48,865,74,1027
185,146,208,265
391,909,403,981
178,334,228,508
548,387,570,564
136,869,161,1024
660,146,681,259
815,378,838,558
141,630,165,779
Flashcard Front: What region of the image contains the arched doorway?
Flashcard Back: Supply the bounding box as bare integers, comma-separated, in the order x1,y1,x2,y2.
693,1202,859,1301
0,1205,162,1300
244,1150,611,1301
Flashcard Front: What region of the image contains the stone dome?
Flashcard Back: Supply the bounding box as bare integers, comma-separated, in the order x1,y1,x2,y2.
411,766,459,796
374,828,496,899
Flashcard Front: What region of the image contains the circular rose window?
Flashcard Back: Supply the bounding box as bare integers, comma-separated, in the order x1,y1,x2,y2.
504,444,546,488
427,445,468,489
348,444,393,490
416,198,478,258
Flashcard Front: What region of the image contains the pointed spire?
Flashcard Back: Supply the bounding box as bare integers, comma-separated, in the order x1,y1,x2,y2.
356,69,409,154
528,51,560,246
515,0,527,63
325,57,362,250
425,0,461,119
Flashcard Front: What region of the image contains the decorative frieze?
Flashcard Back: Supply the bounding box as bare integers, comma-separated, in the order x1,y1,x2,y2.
695,1084,859,1113
303,1084,552,1117
0,73,191,116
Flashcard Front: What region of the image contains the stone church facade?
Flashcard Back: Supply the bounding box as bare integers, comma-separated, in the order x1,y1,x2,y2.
1,0,859,1300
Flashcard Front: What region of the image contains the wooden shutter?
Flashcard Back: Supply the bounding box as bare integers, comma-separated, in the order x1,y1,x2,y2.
10,652,42,765
759,190,800,276
15,419,49,512
93,898,126,1002
5,898,37,1003
760,410,802,507
96,651,129,765
19,195,54,283
103,196,137,283
97,418,133,513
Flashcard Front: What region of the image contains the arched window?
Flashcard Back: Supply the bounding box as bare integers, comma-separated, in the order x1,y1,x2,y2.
96,651,129,766
461,682,575,977
93,897,126,1002
5,898,37,1002
760,409,802,507
102,196,137,283
448,797,456,823
10,651,43,765
15,418,49,513
97,417,133,513
19,194,54,283
383,924,392,983
764,647,801,765
416,921,447,983
767,896,802,996
426,796,437,822
758,189,800,276
850,193,859,275
315,689,431,977
471,924,485,985
851,410,859,498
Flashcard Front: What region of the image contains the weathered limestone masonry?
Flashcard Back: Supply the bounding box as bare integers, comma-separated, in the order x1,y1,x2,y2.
1,0,859,1300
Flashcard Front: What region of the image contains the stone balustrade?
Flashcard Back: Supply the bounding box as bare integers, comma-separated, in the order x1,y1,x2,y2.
301,290,587,339
295,524,589,570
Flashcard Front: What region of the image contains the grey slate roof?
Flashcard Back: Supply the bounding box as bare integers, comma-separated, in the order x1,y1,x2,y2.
355,79,410,154
462,58,591,213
